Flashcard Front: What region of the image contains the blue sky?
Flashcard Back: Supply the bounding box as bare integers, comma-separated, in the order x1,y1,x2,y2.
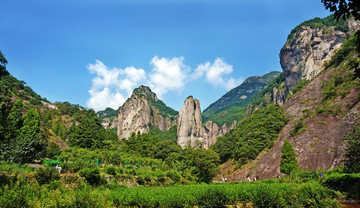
0,0,330,112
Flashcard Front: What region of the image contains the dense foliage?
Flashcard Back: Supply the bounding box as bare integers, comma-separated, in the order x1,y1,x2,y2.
247,72,286,112
322,0,360,20
97,107,117,120
344,126,360,173
212,105,287,164
0,170,341,208
280,140,299,174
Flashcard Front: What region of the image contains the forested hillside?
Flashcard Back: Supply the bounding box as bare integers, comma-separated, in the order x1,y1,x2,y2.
202,71,280,126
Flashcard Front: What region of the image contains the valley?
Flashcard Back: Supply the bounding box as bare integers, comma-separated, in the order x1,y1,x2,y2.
1,10,360,208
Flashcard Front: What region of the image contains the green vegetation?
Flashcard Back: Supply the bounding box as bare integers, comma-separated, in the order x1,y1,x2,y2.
287,14,349,41
344,125,360,173
97,107,117,120
322,173,360,200
148,125,177,142
0,168,343,208
212,105,287,164
202,71,280,126
322,0,360,21
247,72,286,114
291,79,310,95
280,140,299,174
290,120,307,137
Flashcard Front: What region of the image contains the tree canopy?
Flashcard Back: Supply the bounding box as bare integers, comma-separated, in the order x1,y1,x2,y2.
322,0,360,20
280,140,299,174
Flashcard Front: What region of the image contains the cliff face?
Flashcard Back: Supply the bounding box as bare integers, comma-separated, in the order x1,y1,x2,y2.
202,121,236,149
117,85,176,139
280,17,359,90
177,96,204,148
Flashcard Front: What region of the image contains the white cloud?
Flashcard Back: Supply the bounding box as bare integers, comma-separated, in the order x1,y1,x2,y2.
86,57,242,111
192,57,242,90
148,56,190,97
86,60,146,111
87,88,126,111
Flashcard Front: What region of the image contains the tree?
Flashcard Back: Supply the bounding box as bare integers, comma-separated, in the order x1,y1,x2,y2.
0,51,9,77
5,99,23,141
344,126,360,173
13,108,45,163
322,0,360,20
280,140,299,174
186,149,220,183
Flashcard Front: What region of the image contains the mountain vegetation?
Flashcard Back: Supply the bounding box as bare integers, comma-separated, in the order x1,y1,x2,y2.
211,105,287,164
286,14,349,41
280,140,299,174
97,107,117,120
202,71,280,126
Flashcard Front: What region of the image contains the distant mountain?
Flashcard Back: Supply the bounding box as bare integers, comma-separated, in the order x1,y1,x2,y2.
97,107,118,129
202,71,281,126
117,85,178,139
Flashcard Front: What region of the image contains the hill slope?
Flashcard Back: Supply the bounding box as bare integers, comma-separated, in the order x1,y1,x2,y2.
202,71,280,126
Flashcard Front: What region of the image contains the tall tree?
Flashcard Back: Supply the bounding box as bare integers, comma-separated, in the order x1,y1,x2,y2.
0,51,8,77
344,126,360,173
14,108,45,163
322,0,360,20
5,99,23,141
280,140,299,174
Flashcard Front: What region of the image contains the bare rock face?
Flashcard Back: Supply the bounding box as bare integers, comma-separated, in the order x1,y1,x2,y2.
280,18,359,90
177,96,204,148
117,85,175,139
202,121,236,149
101,117,118,129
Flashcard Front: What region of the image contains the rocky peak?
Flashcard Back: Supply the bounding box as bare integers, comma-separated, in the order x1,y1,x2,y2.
117,85,176,139
177,96,204,148
280,17,359,90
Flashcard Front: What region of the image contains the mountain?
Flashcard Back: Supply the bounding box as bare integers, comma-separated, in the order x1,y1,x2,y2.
215,15,360,180
202,71,281,126
245,15,360,116
280,15,359,90
117,85,177,139
97,107,118,129
177,96,203,148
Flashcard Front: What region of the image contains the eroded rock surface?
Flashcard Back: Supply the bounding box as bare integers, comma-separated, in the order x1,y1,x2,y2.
177,96,204,148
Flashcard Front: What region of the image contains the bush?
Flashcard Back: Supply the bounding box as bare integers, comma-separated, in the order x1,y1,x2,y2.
322,173,360,200
78,168,106,186
104,166,116,175
197,187,229,208
35,167,60,185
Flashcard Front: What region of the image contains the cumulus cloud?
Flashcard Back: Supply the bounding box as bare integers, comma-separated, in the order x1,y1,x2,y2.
86,57,242,111
192,57,242,90
86,60,146,111
148,56,190,97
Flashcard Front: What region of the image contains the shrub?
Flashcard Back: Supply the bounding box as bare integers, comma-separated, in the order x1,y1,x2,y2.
322,173,360,200
36,167,60,185
104,166,116,175
197,187,229,208
78,168,106,186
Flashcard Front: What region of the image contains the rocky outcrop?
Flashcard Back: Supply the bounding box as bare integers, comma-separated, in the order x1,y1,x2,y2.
117,85,175,139
177,96,204,148
101,117,118,129
202,121,236,149
280,18,359,90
